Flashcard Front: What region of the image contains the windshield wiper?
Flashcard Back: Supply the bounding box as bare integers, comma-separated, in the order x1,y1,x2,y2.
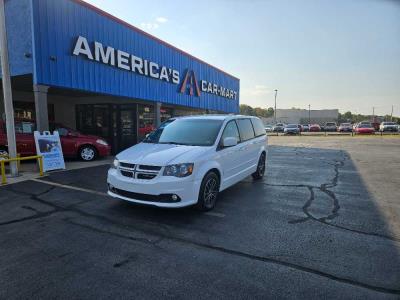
158,141,183,145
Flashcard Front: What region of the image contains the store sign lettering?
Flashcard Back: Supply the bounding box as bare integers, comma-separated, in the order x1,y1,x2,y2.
72,36,237,100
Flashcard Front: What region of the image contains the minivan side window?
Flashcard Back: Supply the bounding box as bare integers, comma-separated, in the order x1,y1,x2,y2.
236,119,255,141
220,121,240,146
251,118,266,137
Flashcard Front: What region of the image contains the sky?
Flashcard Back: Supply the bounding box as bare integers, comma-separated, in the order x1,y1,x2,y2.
85,0,400,116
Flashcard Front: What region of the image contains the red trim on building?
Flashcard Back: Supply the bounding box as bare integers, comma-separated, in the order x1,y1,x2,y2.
179,70,201,97
191,71,201,97
72,0,239,81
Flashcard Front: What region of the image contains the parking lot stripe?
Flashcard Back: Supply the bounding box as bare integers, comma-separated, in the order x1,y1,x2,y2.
32,178,226,218
31,178,108,197
204,211,225,218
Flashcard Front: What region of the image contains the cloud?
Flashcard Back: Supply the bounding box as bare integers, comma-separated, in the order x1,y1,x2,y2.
156,17,168,23
251,85,271,96
140,17,168,31
140,22,160,30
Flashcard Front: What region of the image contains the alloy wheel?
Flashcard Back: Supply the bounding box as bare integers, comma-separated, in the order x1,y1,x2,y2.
257,154,266,176
203,177,218,208
81,147,95,161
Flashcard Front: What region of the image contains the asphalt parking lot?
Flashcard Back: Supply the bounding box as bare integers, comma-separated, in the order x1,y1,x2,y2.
1,136,399,299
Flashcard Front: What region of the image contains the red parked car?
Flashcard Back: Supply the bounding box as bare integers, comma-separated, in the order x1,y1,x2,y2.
309,124,321,132
355,123,375,134
0,120,111,161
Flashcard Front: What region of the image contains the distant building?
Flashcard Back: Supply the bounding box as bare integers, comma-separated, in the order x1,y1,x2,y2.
262,109,339,125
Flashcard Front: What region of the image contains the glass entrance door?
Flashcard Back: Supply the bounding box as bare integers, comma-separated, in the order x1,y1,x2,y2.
76,103,138,154
76,103,113,146
118,105,137,152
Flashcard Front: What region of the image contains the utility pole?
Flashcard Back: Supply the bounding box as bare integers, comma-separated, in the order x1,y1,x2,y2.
0,0,17,176
372,107,375,122
390,105,393,121
274,89,278,124
308,104,311,124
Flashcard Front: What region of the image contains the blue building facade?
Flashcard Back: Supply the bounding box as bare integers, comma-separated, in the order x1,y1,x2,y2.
2,0,239,152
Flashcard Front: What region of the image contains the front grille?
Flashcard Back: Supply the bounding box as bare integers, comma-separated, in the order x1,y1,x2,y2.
110,187,181,203
120,170,133,178
137,173,157,180
138,165,162,171
118,163,161,180
120,162,135,169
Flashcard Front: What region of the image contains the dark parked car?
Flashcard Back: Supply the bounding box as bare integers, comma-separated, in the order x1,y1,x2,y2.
0,120,111,161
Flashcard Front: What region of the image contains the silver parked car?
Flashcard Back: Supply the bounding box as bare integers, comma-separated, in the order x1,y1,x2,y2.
324,122,337,132
284,124,300,134
379,122,398,132
265,125,273,132
273,123,285,132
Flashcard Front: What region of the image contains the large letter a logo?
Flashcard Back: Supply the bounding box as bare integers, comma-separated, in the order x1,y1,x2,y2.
179,70,201,97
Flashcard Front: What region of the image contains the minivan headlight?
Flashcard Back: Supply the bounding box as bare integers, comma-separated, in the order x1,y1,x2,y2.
111,159,119,169
163,163,194,177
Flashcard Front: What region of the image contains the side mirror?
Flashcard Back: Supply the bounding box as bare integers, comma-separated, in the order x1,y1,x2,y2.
223,137,237,147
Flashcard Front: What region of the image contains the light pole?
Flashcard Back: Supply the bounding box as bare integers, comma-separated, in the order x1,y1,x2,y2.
372,106,375,122
0,0,18,176
274,89,278,124
308,104,311,124
391,105,393,121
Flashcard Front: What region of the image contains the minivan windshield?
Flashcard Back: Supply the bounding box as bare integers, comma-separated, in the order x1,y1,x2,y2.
143,118,223,146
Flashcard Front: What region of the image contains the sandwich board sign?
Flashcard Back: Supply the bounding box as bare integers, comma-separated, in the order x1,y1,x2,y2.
34,131,66,172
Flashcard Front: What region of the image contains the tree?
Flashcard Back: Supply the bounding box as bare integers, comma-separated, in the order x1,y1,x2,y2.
240,104,274,118
240,104,254,116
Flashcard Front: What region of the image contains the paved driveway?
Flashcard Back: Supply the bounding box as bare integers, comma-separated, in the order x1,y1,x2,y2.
1,137,399,299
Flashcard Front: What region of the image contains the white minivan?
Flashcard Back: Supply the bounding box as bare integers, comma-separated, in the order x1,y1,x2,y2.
107,115,267,211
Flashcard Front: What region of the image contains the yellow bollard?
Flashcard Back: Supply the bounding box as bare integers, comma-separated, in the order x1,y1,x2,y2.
1,160,6,185
0,155,44,184
38,156,44,176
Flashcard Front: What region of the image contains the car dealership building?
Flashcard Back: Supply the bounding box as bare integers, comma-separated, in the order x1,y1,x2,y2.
0,0,239,153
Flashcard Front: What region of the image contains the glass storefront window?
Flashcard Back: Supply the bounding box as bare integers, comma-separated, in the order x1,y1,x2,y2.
76,104,111,141
138,104,155,141
12,101,55,121
161,107,173,122
173,108,206,117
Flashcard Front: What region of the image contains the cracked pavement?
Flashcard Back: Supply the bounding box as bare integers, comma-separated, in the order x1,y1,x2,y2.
0,136,399,299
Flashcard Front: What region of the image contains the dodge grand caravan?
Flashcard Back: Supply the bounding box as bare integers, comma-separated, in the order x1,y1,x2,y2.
107,115,267,211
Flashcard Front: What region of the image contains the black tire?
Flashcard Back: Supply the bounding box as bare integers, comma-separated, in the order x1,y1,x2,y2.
252,152,266,180
79,145,97,161
196,171,220,211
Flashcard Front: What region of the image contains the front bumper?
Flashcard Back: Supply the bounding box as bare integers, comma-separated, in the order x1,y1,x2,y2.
284,130,299,134
381,127,398,132
107,168,201,208
97,145,111,157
